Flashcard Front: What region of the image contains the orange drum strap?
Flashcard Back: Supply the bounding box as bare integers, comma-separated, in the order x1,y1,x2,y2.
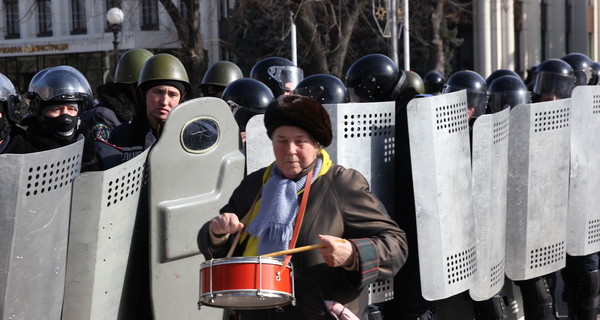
278,168,314,275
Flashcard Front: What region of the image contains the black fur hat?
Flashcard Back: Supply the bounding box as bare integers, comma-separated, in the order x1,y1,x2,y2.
264,94,332,147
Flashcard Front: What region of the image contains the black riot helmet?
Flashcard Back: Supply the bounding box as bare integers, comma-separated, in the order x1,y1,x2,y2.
200,61,243,98
486,75,531,114
0,73,20,141
590,62,600,85
532,59,574,102
293,74,349,104
27,65,93,116
250,57,303,97
485,69,520,87
423,70,445,95
442,70,488,120
0,72,21,123
222,78,275,129
345,53,407,102
524,62,540,91
561,53,593,86
26,66,93,140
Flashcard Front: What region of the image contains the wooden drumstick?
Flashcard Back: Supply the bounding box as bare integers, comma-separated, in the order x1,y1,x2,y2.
260,239,347,258
226,231,242,258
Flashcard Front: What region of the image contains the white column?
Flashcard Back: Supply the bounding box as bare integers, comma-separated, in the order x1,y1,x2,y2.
475,0,492,76
545,0,566,58
503,0,516,70
520,0,543,70
570,0,589,54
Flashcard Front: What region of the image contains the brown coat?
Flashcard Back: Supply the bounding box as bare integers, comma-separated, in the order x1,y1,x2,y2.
198,163,408,320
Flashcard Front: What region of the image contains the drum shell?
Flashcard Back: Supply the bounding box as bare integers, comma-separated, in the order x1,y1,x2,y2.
199,257,294,309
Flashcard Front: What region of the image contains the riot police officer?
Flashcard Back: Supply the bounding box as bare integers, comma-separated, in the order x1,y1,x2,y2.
442,70,488,126
344,53,433,320
83,48,154,140
590,62,600,85
561,53,594,86
423,70,445,95
200,61,243,98
222,78,274,150
485,69,521,88
486,75,531,114
97,53,190,169
405,71,425,95
11,66,98,171
550,55,600,320
345,53,407,102
293,74,349,104
0,73,21,154
514,58,576,320
250,57,303,97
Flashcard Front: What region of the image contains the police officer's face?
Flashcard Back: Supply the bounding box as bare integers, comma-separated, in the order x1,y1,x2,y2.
145,85,181,126
44,104,78,118
272,125,319,180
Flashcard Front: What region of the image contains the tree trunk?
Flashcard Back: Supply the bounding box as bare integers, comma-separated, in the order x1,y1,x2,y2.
430,0,445,73
159,0,208,98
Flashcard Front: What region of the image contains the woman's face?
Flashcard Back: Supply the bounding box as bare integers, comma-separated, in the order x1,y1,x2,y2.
272,125,319,179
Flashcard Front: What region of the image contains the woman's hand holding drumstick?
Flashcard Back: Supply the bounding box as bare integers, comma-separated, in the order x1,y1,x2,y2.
261,235,355,268
209,212,244,236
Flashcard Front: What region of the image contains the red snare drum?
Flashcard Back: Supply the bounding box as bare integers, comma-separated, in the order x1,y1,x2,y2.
199,256,295,309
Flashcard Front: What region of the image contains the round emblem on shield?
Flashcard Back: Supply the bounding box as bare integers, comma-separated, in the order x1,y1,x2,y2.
180,117,220,153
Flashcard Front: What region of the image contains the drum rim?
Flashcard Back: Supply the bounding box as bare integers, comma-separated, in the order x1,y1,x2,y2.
199,289,294,310
200,256,292,268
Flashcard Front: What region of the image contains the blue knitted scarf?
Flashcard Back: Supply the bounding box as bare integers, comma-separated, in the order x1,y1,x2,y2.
246,157,322,256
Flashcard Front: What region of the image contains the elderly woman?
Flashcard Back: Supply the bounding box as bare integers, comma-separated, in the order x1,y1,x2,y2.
198,94,407,320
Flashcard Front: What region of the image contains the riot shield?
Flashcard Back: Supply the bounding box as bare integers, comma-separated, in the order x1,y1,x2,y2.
62,148,150,320
407,90,476,300
505,99,571,281
568,86,600,256
324,101,396,213
148,97,245,319
469,108,510,301
0,139,84,320
245,114,272,175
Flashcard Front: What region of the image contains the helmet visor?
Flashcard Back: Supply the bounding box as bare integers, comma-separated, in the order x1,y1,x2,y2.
533,71,574,100
268,66,304,92
488,90,531,113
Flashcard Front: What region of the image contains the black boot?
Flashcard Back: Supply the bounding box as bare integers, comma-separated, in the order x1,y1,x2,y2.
516,275,557,320
473,294,507,320
565,269,600,320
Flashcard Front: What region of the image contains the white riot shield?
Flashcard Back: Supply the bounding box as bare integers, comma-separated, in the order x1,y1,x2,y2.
245,114,272,175
0,140,84,320
505,100,571,281
407,90,476,301
568,86,600,256
62,148,150,320
469,108,510,301
148,97,245,319
324,101,396,213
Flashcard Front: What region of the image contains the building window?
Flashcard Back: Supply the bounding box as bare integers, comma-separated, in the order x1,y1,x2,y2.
4,0,20,39
141,0,159,30
71,0,87,34
37,0,52,37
